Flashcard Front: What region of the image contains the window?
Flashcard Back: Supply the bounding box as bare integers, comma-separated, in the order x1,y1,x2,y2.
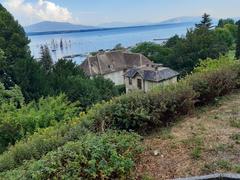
129,78,132,85
137,79,142,89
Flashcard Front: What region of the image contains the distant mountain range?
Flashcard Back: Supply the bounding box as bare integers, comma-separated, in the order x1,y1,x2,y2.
24,16,222,34
24,21,96,33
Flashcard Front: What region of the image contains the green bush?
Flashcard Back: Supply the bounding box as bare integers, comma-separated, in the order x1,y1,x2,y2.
0,118,89,172
0,94,80,153
85,81,196,133
186,56,240,104
0,131,142,180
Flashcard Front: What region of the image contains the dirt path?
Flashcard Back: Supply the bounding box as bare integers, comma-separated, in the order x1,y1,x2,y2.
135,90,240,180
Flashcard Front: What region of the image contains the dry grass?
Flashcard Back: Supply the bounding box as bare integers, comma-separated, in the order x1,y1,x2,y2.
135,90,240,180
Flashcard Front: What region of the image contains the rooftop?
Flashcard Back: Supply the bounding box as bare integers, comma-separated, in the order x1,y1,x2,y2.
80,50,154,76
124,65,179,82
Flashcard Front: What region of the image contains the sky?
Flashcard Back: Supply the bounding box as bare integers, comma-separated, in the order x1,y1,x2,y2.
1,0,240,26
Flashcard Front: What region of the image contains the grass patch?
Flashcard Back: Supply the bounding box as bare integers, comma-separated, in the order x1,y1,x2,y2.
182,136,204,160
230,133,240,144
191,147,202,160
158,128,175,140
203,160,233,173
230,118,240,128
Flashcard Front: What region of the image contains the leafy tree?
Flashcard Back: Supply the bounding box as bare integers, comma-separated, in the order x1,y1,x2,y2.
165,35,182,48
92,76,118,101
131,42,173,64
224,24,238,40
214,27,234,47
0,49,13,87
62,76,100,108
0,4,31,81
51,59,86,93
13,58,51,101
218,18,235,28
236,20,240,59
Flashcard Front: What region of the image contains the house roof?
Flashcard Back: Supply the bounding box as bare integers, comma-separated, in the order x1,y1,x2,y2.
124,66,179,82
80,50,154,76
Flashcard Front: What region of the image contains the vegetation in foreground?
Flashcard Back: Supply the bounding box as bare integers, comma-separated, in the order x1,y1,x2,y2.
0,54,239,179
1,3,240,179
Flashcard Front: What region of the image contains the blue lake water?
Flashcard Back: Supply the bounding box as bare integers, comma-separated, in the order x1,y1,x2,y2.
28,23,195,64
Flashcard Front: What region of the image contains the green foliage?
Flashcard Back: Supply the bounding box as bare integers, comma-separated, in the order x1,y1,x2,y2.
187,56,239,104
50,59,119,109
0,93,79,153
236,21,240,59
0,82,24,107
196,13,213,30
0,119,88,172
131,42,173,64
13,58,51,101
214,27,234,47
218,18,235,28
132,14,231,75
39,45,53,73
0,55,239,176
224,24,238,40
89,81,196,133
0,4,31,89
0,131,142,180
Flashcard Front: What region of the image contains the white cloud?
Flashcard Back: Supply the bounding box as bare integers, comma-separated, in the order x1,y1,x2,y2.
3,0,74,25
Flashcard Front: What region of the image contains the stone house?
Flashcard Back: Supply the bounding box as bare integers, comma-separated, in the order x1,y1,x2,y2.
124,64,179,93
80,50,154,85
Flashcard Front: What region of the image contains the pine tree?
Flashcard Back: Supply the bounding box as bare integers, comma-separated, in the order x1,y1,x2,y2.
235,20,240,59
196,13,213,30
39,45,53,73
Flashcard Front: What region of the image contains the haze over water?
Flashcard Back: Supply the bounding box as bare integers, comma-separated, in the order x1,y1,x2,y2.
28,23,194,64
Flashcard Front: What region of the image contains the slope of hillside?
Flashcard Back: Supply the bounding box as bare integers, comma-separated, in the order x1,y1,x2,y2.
135,90,240,179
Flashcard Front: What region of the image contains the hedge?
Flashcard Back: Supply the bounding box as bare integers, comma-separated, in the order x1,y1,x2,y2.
0,131,142,180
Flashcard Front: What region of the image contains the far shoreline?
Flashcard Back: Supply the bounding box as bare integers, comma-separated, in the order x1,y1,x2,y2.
26,22,195,36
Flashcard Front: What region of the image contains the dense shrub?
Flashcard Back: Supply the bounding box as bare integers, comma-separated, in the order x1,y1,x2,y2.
89,81,196,133
0,119,89,172
0,83,24,107
186,56,240,104
0,94,80,153
0,131,142,180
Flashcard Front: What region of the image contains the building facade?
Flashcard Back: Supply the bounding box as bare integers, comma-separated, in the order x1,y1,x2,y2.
124,65,179,93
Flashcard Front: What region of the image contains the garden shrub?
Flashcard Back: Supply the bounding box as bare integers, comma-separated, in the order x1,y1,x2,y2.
0,131,142,180
186,56,240,104
0,94,80,153
0,118,89,172
86,81,196,133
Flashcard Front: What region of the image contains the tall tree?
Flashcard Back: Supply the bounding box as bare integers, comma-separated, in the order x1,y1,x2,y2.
196,13,213,30
0,4,31,76
39,45,53,73
235,20,240,59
